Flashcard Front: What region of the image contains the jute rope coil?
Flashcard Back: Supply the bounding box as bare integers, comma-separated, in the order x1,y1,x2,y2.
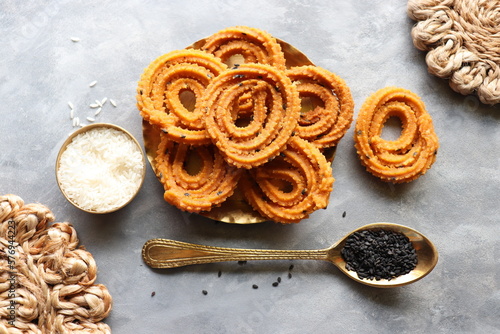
0,194,112,334
408,0,500,105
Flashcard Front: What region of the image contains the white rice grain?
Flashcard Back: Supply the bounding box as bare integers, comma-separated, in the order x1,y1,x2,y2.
95,99,102,107
95,107,102,116
57,127,144,212
89,80,97,87
110,99,117,107
71,37,80,42
101,97,107,105
87,117,95,122
70,109,74,119
90,103,99,108
68,101,74,110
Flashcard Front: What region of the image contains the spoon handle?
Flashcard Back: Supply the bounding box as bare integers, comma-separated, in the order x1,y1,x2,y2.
142,238,330,269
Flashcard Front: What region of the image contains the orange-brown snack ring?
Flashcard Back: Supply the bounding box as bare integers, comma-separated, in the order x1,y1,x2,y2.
286,65,355,150
155,133,243,213
241,136,334,224
137,49,227,145
202,63,301,169
354,87,439,183
201,26,287,71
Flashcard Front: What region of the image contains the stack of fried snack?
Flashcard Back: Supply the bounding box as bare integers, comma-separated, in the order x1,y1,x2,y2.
137,26,354,224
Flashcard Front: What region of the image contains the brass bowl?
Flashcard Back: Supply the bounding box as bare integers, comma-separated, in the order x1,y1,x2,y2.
56,123,146,214
143,38,335,224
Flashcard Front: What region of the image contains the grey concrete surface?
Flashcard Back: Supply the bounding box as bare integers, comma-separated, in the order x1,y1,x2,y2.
1,1,499,333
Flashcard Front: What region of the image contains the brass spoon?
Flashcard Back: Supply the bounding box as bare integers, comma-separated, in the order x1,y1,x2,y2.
142,223,438,288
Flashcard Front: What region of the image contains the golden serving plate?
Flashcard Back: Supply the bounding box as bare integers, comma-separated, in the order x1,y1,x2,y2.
143,38,335,224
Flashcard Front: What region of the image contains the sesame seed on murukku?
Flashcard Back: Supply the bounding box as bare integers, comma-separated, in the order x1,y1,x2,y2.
354,87,439,183
241,136,334,224
202,63,301,169
155,133,243,213
137,49,227,145
286,65,355,150
201,26,287,71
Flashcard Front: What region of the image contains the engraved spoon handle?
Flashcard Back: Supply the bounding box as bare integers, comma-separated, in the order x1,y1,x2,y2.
142,238,331,269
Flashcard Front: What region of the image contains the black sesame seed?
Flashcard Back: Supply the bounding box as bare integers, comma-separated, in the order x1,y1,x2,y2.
342,211,346,218
289,264,294,271
272,282,279,287
340,229,417,281
252,284,258,289
288,272,292,279
218,270,222,277
151,291,155,297
202,290,208,295
277,277,281,283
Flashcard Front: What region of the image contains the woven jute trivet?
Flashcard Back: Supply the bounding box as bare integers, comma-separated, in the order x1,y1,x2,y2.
408,0,500,105
0,194,112,334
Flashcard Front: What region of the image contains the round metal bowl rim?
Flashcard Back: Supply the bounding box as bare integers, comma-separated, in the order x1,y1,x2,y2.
55,122,147,214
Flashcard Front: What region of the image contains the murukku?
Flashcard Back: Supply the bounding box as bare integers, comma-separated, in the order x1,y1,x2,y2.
354,87,439,183
155,133,243,213
202,63,301,169
241,136,334,224
137,26,356,223
201,26,287,70
137,49,227,145
286,65,355,150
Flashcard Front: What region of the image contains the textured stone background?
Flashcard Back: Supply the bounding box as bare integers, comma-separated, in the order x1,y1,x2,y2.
1,1,499,333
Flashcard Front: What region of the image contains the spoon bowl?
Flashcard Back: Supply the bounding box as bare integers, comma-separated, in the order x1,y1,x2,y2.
142,222,438,288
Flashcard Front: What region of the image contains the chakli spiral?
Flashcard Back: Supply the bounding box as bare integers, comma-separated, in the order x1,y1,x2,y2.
408,0,500,105
0,194,112,334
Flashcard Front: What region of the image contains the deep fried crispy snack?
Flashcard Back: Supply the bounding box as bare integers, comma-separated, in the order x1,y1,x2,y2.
286,65,354,150
202,63,301,169
137,49,227,145
354,87,439,183
155,133,243,213
241,136,334,224
201,26,287,70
